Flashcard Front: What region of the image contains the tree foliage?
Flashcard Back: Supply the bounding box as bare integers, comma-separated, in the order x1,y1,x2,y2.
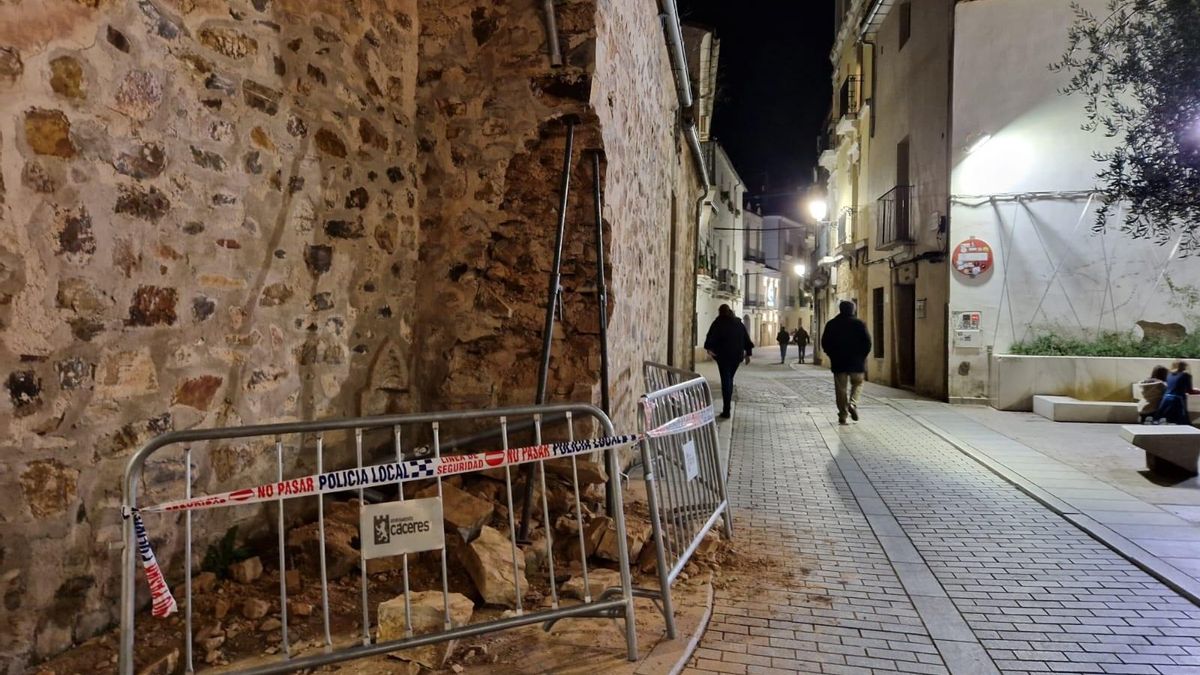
1052,0,1200,254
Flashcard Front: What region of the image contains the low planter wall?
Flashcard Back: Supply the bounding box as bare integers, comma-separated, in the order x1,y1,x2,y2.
989,354,1200,412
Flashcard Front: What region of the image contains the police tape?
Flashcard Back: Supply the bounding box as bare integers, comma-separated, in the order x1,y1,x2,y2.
133,511,178,618
643,406,716,438
137,434,642,514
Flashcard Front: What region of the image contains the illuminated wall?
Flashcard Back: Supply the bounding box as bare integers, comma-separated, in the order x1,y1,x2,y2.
948,0,1200,402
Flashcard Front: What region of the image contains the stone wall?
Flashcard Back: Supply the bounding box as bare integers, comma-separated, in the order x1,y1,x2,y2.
0,0,697,670
593,0,702,416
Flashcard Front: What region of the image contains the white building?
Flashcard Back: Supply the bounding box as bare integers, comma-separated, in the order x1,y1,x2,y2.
759,214,814,337
947,0,1200,402
743,210,782,347
695,142,747,359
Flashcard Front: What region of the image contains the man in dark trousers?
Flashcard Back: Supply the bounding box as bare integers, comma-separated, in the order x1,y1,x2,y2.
705,304,754,419
776,327,791,364
821,300,872,425
793,326,810,364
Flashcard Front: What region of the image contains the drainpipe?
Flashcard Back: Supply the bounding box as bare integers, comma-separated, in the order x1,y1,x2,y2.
659,0,710,189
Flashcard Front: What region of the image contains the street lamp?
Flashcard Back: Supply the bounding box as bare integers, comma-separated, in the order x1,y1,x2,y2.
807,198,828,222
793,263,807,277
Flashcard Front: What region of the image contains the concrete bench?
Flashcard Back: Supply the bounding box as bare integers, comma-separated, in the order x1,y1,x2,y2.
1120,425,1200,475
1033,395,1140,424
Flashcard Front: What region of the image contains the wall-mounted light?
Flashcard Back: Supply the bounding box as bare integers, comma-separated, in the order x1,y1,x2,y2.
794,263,807,277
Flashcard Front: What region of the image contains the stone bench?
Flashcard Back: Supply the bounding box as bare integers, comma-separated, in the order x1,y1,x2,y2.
1120,425,1200,475
1033,395,1140,424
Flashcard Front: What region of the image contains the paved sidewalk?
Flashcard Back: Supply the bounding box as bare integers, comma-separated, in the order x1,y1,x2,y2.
687,363,1200,675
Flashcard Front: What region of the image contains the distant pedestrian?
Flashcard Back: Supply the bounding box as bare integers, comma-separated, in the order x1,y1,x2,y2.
821,300,872,425
1156,361,1199,426
705,304,754,419
776,327,791,364
1135,365,1169,424
793,326,810,364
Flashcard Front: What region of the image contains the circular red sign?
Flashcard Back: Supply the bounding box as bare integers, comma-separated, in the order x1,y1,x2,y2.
952,237,994,278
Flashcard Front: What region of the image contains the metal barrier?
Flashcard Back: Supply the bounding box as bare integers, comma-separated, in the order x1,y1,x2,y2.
643,360,704,395
119,404,638,674
638,362,733,638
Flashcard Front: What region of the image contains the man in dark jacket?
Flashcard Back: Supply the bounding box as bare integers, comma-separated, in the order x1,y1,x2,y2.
793,326,810,364
821,300,872,425
705,304,754,419
776,327,791,364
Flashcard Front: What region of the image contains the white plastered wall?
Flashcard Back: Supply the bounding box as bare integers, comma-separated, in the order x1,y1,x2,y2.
948,0,1200,402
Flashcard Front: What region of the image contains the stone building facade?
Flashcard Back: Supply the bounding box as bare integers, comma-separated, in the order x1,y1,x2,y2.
0,0,702,669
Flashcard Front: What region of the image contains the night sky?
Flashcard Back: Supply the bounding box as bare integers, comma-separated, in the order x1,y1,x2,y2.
678,0,834,218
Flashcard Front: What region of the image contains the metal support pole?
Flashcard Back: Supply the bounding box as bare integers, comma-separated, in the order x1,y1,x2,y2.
592,151,617,520
593,151,611,416
541,0,563,67
520,118,576,542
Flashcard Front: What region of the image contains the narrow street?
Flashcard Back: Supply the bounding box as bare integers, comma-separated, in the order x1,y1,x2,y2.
689,361,1200,675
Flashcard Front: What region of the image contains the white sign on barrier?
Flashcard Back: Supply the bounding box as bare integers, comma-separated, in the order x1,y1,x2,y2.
682,440,699,482
360,498,445,559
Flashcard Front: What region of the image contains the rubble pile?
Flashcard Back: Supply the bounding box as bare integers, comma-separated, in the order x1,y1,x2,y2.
35,465,727,674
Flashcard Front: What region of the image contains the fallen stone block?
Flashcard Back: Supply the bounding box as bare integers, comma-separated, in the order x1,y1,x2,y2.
457,526,527,608
229,556,262,584
596,518,651,562
559,568,622,600
416,482,494,543
241,598,270,620
377,590,474,669
287,519,358,580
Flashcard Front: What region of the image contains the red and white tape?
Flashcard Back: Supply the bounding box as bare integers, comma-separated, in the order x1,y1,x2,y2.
133,512,177,618
138,434,640,514
644,406,716,438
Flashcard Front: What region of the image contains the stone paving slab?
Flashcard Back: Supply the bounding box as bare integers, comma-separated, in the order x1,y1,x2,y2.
687,364,1200,675
894,400,1200,604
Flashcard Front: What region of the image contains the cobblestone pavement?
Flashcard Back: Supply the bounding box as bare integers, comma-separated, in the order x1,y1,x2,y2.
687,364,1200,675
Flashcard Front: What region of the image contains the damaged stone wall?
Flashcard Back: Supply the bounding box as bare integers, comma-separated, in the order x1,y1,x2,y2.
0,0,421,668
410,0,607,416
0,0,698,670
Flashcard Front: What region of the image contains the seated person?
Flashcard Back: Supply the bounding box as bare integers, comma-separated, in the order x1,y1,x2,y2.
1134,365,1169,424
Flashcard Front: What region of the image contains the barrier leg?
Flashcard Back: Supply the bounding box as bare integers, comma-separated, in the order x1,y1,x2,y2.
607,442,639,660
639,434,676,639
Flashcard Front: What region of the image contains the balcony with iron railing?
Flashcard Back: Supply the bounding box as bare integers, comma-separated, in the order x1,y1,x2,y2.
839,75,862,120
876,185,916,250
716,268,740,296
744,248,765,264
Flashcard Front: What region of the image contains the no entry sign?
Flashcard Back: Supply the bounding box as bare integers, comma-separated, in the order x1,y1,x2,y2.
952,237,994,278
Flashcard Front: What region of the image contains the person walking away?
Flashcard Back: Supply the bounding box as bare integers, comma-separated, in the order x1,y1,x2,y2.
1156,361,1199,425
821,300,872,425
1134,365,1169,424
776,327,791,364
793,326,810,364
705,304,754,419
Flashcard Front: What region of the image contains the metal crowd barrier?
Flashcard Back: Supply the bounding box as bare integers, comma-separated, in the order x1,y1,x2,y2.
119,404,638,674
638,362,733,638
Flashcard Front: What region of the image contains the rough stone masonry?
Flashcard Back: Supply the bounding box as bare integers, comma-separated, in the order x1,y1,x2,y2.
0,0,701,670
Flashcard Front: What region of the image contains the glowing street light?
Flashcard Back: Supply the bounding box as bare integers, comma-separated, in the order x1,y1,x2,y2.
793,263,807,277
807,198,828,222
